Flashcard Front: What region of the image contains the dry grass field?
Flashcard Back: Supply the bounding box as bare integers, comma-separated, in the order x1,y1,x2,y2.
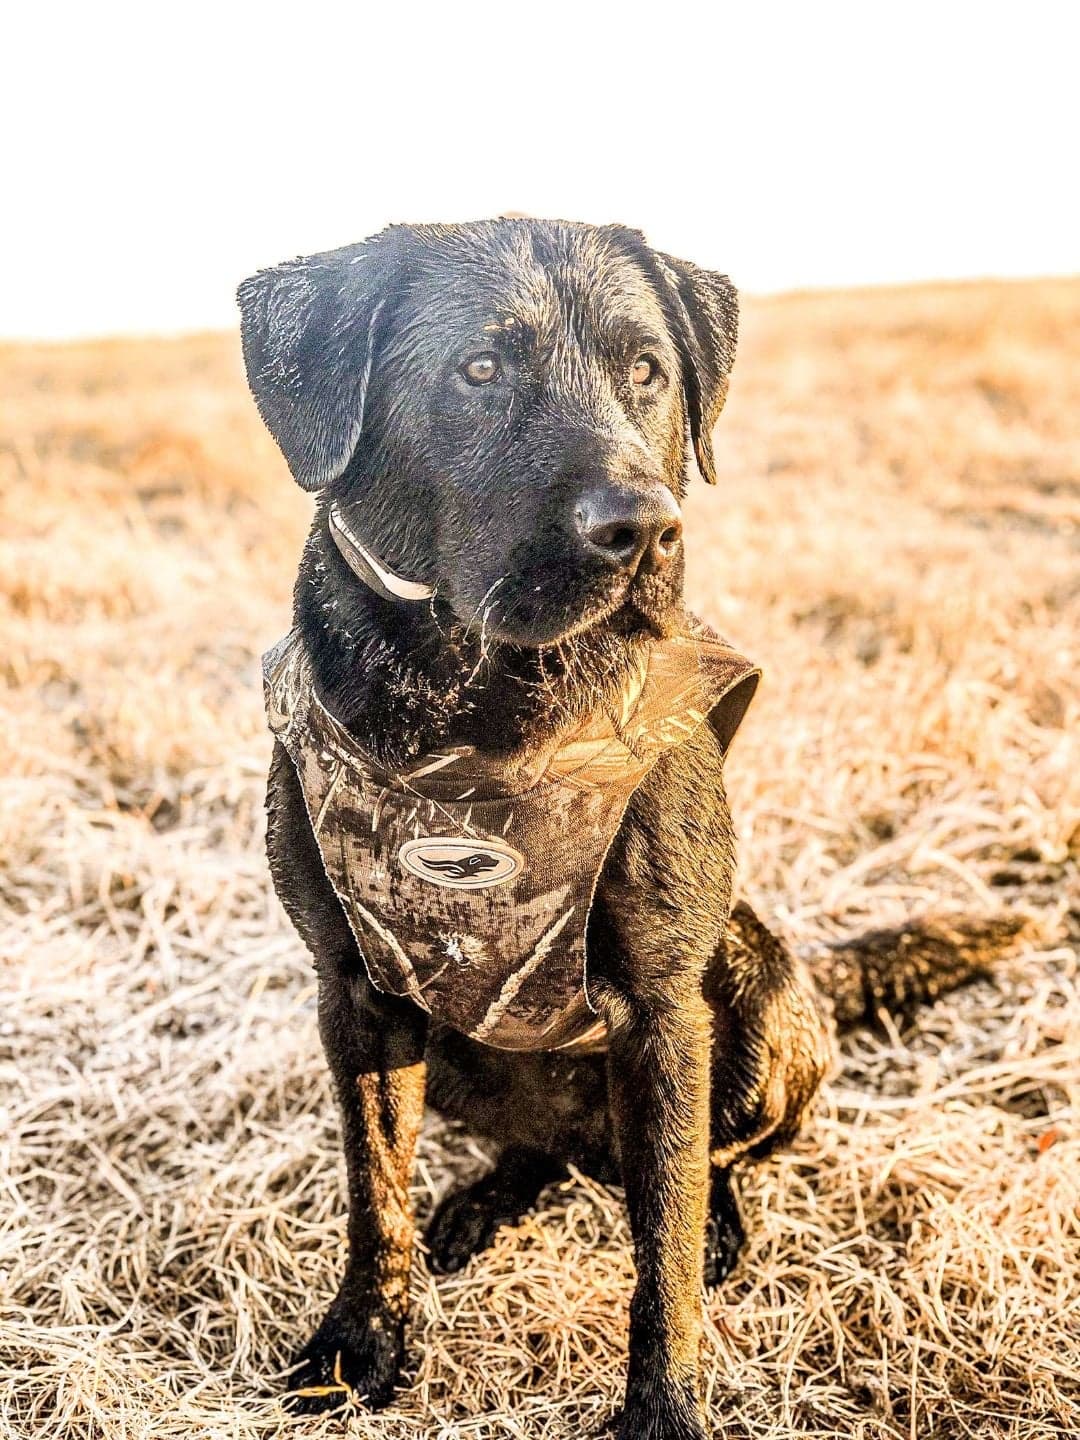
1,278,1078,1440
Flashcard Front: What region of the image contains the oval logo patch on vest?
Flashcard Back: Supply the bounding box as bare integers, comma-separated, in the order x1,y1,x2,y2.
398,836,525,890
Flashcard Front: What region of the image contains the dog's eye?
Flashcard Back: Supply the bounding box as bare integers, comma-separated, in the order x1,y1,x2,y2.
631,355,658,386
461,353,501,386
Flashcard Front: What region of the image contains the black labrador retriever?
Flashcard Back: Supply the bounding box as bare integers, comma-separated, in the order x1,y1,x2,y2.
238,218,1013,1438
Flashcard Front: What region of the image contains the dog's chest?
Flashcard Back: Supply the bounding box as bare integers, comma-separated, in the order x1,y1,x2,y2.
264,626,758,1052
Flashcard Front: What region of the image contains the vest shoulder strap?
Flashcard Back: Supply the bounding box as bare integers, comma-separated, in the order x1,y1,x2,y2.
617,621,760,765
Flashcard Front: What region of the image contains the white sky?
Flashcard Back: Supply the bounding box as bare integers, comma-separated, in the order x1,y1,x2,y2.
4,2,1077,339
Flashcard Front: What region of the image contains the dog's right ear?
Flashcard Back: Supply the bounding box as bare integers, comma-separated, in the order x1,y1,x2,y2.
236,231,402,490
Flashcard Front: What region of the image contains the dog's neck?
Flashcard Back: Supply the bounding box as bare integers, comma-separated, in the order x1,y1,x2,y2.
328,501,436,604
293,508,660,770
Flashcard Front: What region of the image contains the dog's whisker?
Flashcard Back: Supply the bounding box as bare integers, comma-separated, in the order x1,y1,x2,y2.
427,591,451,636
463,595,505,690
463,575,508,643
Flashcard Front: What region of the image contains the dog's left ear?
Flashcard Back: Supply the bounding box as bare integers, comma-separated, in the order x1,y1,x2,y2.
652,252,738,486
236,229,403,490
607,227,737,485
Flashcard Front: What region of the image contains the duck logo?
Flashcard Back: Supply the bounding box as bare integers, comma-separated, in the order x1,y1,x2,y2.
421,853,499,880
398,836,524,890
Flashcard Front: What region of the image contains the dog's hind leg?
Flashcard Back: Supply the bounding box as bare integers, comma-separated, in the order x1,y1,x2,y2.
701,902,834,1289
707,902,834,1169
424,1145,568,1273
701,904,1033,1289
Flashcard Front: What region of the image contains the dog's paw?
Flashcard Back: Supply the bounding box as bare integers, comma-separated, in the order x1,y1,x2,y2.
702,1169,746,1289
702,1205,744,1290
424,1181,508,1273
282,1310,404,1414
615,1390,709,1440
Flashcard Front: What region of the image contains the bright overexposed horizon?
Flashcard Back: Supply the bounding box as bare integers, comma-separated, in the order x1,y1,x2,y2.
5,1,1078,341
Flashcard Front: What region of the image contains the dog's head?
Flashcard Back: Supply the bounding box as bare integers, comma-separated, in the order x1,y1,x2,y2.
238,218,736,647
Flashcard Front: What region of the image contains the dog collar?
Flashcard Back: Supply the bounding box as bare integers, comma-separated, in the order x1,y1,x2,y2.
328,500,436,603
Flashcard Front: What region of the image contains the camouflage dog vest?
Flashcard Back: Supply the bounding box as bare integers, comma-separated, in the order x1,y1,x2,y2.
264,621,759,1053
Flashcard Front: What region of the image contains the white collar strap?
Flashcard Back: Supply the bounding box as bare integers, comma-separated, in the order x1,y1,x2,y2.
328,501,436,603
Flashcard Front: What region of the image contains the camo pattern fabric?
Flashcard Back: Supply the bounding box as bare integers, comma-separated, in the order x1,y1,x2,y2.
264,621,760,1052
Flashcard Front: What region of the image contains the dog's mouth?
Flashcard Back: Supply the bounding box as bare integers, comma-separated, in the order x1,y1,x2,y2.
452,568,679,651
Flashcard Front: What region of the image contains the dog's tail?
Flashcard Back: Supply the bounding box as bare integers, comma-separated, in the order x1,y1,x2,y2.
728,902,1034,1033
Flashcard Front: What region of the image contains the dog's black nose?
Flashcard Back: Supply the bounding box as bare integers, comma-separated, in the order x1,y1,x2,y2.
576,486,683,575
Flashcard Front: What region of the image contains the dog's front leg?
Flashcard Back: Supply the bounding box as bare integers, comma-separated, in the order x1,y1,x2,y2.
607,993,713,1440
287,971,427,1414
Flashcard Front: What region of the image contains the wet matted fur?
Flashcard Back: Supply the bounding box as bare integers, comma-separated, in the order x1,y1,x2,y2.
237,218,1026,1439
